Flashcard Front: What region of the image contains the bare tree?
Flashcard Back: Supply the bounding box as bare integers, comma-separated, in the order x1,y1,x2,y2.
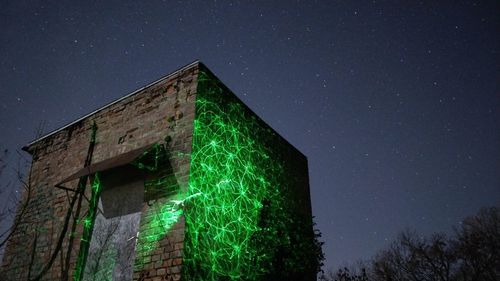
0,122,46,253
325,207,500,281
320,267,369,281
0,149,35,250
371,231,456,281
0,149,10,240
454,207,500,281
0,122,100,281
83,216,120,280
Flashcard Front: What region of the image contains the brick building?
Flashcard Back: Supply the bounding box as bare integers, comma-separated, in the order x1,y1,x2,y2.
1,61,317,281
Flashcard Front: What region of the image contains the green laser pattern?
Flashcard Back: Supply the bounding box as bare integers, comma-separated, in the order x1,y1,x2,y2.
74,173,102,281
183,70,306,280
71,70,317,280
132,144,185,271
133,198,183,271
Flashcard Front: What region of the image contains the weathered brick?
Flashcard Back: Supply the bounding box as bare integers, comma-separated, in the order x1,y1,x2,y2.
1,61,199,281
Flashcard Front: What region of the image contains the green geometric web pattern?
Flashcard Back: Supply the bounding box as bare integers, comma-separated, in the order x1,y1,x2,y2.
183,71,296,280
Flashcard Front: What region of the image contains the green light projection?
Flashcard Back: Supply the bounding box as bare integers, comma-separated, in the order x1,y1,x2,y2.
133,197,183,271
131,144,185,272
72,69,317,280
182,70,304,280
74,173,102,281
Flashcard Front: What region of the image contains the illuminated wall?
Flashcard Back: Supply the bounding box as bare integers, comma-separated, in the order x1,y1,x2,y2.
2,62,198,281
2,62,316,281
114,67,316,280
183,68,315,281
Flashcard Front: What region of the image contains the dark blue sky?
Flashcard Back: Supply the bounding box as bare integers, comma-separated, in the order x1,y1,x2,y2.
1,0,498,271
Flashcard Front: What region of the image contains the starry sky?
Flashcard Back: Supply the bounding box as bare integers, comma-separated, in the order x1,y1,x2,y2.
0,0,498,271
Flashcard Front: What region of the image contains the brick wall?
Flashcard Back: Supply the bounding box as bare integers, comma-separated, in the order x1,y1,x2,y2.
1,62,199,281
2,61,317,281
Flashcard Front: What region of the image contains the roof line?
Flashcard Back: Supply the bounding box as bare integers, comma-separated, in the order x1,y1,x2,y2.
24,60,200,149
197,64,308,160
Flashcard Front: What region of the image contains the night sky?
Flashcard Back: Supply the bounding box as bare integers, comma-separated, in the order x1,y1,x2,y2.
1,0,498,271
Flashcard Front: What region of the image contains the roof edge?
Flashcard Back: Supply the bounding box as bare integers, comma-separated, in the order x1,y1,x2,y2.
197,63,309,160
23,60,200,152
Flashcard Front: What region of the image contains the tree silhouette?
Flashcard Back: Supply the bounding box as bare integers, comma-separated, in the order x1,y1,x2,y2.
324,207,500,281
